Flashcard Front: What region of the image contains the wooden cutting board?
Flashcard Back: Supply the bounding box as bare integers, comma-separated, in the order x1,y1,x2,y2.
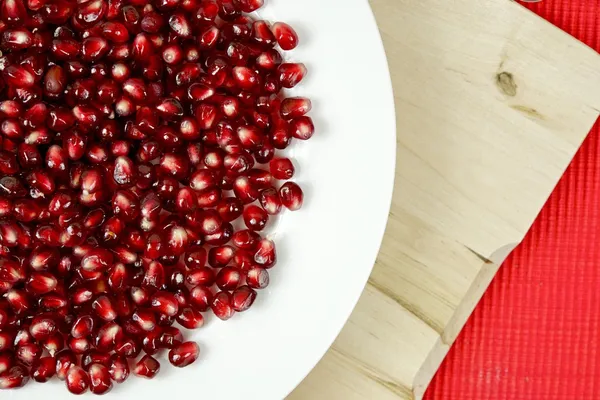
289,1,600,399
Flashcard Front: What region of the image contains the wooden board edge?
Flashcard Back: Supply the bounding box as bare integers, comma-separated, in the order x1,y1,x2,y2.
411,254,506,399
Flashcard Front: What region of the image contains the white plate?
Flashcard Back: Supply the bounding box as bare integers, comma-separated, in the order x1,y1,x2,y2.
9,1,395,398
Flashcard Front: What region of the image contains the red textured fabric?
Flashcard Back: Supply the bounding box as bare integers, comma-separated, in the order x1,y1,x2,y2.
424,2,600,399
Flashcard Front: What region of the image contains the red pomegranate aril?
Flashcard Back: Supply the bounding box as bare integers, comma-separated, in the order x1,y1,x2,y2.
134,355,160,379
254,238,277,268
109,354,129,383
150,291,179,316
68,336,91,354
0,331,14,351
55,350,76,380
107,262,128,292
232,66,259,91
276,62,307,88
176,307,204,330
198,25,219,49
1,28,33,50
215,267,241,291
233,175,259,204
95,321,123,352
270,157,295,180
88,363,113,394
183,247,207,270
0,365,29,389
0,353,12,375
71,315,94,339
232,229,260,249
258,187,281,215
159,326,183,348
174,187,197,213
271,21,298,50
243,204,269,231
3,65,35,88
232,285,257,312
246,266,269,289
252,20,275,47
1,119,22,139
281,97,312,119
142,260,166,290
186,267,215,287
16,342,42,366
29,315,57,340
72,287,93,305
131,309,157,332
287,116,314,140
27,271,58,295
156,97,184,120
211,291,234,320
66,366,90,395
101,21,128,42
92,295,117,321
216,197,243,222
81,350,111,371
168,341,199,368
236,0,263,12
189,285,212,311
279,181,304,211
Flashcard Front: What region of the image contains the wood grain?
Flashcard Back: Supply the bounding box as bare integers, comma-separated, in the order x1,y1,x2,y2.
289,0,600,399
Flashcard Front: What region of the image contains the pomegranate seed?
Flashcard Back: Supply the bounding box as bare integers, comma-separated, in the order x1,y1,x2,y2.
3,65,35,88
259,187,282,215
232,285,257,312
215,267,242,291
198,25,219,49
0,353,12,375
168,341,199,368
16,342,42,365
281,97,311,119
211,291,234,320
289,115,314,140
189,285,212,311
92,295,117,321
55,350,77,380
69,336,91,354
246,266,269,289
270,157,295,180
279,181,304,211
232,229,260,249
186,267,215,287
151,290,179,316
71,315,94,338
142,260,165,289
109,354,129,383
176,307,204,330
236,0,263,12
82,248,114,272
159,326,183,348
1,0,27,24
88,363,113,394
0,365,29,389
29,315,57,340
134,355,160,379
271,22,298,50
243,205,269,231
95,321,123,352
233,175,259,204
66,366,90,395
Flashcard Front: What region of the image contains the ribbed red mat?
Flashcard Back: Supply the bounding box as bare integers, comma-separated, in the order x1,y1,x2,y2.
424,2,600,399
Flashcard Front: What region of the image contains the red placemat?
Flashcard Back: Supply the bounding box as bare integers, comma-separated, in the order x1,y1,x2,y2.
424,2,600,399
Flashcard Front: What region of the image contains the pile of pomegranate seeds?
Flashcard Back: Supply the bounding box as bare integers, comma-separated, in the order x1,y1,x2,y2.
0,0,312,394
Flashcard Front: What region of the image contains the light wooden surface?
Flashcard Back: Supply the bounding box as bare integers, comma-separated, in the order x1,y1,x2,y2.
289,1,600,399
